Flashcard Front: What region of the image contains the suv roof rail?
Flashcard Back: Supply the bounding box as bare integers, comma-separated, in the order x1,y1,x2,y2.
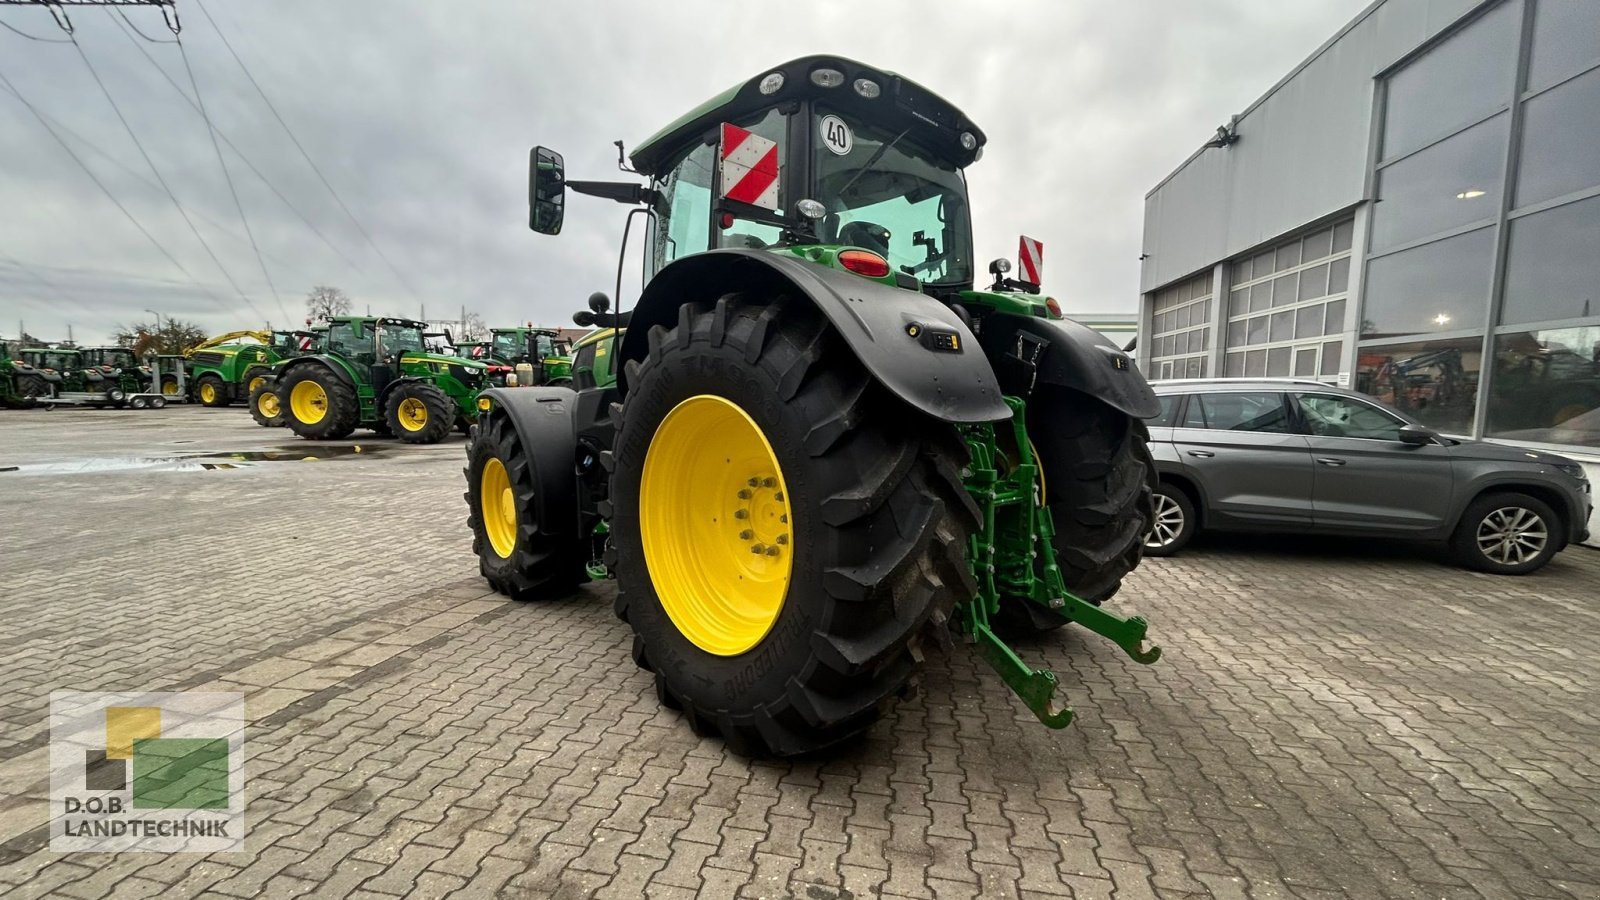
1152,377,1335,387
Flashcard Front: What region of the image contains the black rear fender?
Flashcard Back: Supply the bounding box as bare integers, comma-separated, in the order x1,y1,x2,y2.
477,387,583,544
276,356,355,391
977,313,1159,419
617,249,1010,424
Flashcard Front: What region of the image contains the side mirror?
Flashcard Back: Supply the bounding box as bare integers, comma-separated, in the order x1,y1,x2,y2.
1398,423,1437,445
588,292,611,315
528,146,566,235
573,310,597,327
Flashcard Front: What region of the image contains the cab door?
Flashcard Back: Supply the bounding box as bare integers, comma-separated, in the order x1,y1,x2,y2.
1292,392,1455,536
1169,390,1315,527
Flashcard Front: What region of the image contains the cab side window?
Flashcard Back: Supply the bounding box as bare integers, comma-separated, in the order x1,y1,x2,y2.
1145,395,1180,427
1181,391,1291,432
654,143,715,271
1296,394,1406,440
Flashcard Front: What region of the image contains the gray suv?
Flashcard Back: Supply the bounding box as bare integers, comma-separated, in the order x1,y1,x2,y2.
1144,378,1592,574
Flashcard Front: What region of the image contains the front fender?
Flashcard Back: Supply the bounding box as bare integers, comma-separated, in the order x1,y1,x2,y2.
477,387,581,542
976,313,1159,419
618,249,1009,424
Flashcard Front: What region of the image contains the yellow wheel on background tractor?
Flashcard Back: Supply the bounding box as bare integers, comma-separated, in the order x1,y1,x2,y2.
480,457,517,558
640,395,793,656
396,397,430,433
290,380,328,424
259,392,280,419
247,375,267,395
199,382,217,404
161,379,178,396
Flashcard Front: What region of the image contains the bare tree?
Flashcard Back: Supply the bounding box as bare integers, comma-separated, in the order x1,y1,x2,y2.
460,312,488,341
306,285,352,321
112,319,209,355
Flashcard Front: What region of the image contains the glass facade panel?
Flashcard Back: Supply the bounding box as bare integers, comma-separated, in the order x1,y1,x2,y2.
1294,348,1318,377
1361,228,1494,339
1371,113,1508,251
1148,270,1213,380
1355,336,1483,435
1502,193,1600,325
1487,324,1600,446
1527,0,1600,93
1515,65,1600,208
1267,347,1291,376
1382,1,1518,159
1320,340,1343,376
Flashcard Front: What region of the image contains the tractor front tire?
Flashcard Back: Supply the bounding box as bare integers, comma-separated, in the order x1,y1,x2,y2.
465,412,589,599
279,365,358,440
992,386,1156,637
611,294,977,757
196,374,229,407
249,379,285,427
385,382,453,444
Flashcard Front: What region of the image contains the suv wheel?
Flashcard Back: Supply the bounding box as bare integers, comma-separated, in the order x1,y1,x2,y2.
1451,492,1562,575
1144,483,1195,557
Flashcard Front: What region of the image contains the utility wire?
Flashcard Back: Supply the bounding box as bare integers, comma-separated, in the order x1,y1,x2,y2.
174,29,288,323
0,65,219,304
111,7,175,44
0,18,72,43
0,253,98,318
195,0,423,304
68,33,267,321
105,10,370,279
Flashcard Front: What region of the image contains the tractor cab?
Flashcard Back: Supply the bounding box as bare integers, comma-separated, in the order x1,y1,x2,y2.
21,348,84,389
80,347,152,394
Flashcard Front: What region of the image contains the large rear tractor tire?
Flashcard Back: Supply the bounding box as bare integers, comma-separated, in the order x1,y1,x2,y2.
992,386,1156,637
279,365,359,440
611,294,978,757
249,379,285,428
16,374,50,408
465,412,589,599
196,374,229,408
385,382,453,444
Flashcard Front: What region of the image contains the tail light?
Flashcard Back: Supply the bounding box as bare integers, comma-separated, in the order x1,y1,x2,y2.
838,249,890,278
1045,297,1062,318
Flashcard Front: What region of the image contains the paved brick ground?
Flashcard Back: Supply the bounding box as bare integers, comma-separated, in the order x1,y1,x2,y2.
2,405,1598,898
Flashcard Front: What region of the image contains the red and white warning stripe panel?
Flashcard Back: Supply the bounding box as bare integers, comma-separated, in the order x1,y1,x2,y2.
297,336,314,351
1018,235,1044,286
719,123,781,211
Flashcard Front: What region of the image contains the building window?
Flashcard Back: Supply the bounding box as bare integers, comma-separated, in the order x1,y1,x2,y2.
1525,0,1600,93
1514,64,1600,209
1223,221,1351,379
1380,1,1519,161
1487,325,1600,447
1361,227,1495,339
1501,193,1600,326
1354,336,1483,436
1370,114,1508,252
1148,270,1213,380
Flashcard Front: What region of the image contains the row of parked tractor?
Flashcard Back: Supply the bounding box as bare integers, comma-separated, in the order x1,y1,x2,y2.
1,317,598,445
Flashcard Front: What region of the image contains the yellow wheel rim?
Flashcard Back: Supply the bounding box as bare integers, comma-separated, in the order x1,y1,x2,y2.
397,397,429,432
258,392,280,418
640,394,793,657
200,383,217,404
481,457,517,558
161,381,178,396
248,376,266,394
290,380,328,424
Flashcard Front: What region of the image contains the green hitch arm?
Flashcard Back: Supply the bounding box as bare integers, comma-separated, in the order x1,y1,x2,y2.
971,622,1075,728
1052,593,1162,664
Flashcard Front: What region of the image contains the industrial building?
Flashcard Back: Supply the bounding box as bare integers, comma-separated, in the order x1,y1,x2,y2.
1138,0,1600,469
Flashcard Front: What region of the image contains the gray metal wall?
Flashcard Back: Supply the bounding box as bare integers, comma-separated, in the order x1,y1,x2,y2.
1139,0,1487,295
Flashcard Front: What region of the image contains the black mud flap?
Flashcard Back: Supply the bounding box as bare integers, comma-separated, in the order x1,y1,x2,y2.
477,387,583,544
978,314,1159,419
617,249,1011,424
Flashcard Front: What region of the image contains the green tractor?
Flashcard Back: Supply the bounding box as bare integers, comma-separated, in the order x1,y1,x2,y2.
185,329,308,407
79,347,154,397
249,329,326,428
1,344,53,408
465,57,1160,756
16,347,130,407
485,326,574,386
273,316,490,443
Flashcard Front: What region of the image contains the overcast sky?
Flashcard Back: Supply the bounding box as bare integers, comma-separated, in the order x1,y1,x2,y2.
0,0,1368,345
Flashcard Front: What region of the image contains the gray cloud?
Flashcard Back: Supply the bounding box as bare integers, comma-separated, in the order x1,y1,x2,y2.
0,0,1365,344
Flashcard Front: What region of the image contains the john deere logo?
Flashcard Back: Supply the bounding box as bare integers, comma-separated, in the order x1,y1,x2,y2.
50,692,245,852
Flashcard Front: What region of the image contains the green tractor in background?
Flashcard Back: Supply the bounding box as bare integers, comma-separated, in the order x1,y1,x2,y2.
273,316,490,443
249,329,326,428
1,344,53,408
471,327,574,387
465,56,1160,756
79,347,153,397
185,329,313,407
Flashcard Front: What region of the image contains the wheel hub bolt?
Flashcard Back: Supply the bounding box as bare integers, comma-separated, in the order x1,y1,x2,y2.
765,546,780,557
751,543,766,554
734,509,749,519
776,534,788,545
738,488,752,499
761,477,777,488
748,477,760,487
739,530,753,541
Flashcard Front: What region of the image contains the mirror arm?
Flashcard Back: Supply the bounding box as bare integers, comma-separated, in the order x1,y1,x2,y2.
568,180,660,206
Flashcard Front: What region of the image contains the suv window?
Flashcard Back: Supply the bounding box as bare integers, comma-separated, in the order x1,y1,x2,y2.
1146,394,1180,427
1295,393,1407,440
1181,391,1291,432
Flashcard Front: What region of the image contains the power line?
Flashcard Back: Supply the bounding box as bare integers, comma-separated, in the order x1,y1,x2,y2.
111,7,174,43
0,64,219,304
0,18,72,42
195,0,423,304
104,10,370,279
0,253,98,318
175,30,287,323
68,33,268,322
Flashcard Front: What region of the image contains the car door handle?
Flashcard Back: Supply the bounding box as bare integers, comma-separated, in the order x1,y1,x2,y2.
1187,450,1215,458
1316,457,1346,466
